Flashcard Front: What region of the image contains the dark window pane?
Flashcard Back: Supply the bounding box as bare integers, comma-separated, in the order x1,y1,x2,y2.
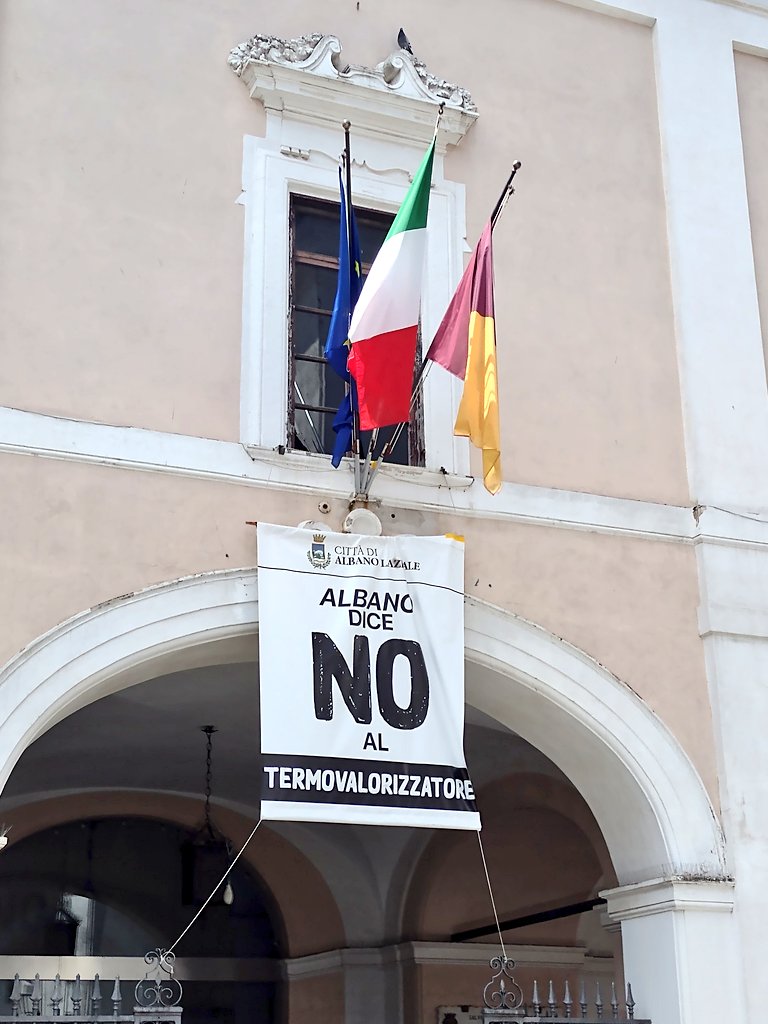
289,195,418,467
295,357,345,413
358,217,392,267
294,206,339,259
360,424,409,464
294,310,331,358
293,416,408,464
293,407,337,457
294,262,338,312
295,199,392,267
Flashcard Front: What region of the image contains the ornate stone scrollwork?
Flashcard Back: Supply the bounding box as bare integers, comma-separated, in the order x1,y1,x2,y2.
228,33,329,75
375,52,476,112
227,32,477,146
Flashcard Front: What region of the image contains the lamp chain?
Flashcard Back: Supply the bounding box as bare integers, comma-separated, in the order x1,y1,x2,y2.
201,725,217,837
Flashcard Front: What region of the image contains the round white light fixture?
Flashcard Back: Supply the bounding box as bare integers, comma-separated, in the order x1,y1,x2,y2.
342,508,383,536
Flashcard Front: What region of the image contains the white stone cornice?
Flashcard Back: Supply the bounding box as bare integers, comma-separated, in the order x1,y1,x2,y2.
714,0,768,19
228,33,477,149
555,0,768,29
691,504,768,551
0,405,693,542
553,0,658,23
7,404,768,550
282,941,615,978
601,877,735,921
399,941,606,969
7,406,768,549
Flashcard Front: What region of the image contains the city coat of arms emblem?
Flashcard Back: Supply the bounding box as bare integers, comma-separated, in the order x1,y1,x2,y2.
307,534,331,569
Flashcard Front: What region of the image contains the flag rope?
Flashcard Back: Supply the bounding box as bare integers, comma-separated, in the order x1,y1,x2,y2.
165,817,263,955
476,829,507,961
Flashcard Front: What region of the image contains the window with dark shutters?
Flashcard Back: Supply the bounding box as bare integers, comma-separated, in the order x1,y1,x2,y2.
287,195,424,466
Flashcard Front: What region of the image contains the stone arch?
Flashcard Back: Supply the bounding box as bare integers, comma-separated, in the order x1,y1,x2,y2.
463,599,724,883
0,568,724,893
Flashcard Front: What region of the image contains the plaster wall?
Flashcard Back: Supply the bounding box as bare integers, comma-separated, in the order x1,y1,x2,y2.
735,49,768,384
0,0,254,443
406,774,615,945
0,0,687,504
0,452,715,806
286,973,345,1024
412,813,603,943
443,1,685,503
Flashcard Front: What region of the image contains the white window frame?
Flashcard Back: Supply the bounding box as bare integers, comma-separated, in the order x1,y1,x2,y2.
232,34,478,479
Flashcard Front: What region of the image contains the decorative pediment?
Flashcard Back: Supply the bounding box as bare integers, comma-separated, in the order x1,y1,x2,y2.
228,33,477,148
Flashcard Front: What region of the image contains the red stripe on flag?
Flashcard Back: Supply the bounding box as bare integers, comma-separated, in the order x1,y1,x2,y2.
348,326,418,430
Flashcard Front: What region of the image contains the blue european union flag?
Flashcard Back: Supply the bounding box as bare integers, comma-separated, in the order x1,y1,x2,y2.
325,168,363,467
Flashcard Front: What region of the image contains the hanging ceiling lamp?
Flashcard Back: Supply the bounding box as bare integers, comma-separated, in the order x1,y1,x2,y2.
181,725,234,907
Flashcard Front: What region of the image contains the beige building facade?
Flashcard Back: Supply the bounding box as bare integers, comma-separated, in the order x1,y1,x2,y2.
1,1,767,1022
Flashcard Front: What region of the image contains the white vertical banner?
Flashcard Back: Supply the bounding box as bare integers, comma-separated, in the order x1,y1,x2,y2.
257,523,480,829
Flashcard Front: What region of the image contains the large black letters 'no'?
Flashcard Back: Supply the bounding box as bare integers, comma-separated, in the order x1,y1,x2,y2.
312,633,429,730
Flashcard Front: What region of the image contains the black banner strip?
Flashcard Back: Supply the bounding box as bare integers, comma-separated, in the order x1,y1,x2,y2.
261,753,478,813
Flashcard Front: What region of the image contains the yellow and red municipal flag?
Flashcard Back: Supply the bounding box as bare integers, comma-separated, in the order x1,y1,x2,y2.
427,221,502,494
347,139,435,429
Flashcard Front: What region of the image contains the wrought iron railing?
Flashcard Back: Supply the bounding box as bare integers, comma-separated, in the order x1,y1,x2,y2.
481,955,650,1023
0,951,182,1024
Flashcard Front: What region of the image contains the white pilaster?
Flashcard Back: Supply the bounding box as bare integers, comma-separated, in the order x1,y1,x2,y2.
650,3,768,1019
602,878,742,1024
653,5,768,508
694,530,768,1023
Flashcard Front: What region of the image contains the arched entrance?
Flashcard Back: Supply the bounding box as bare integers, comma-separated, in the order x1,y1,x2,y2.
0,569,731,1024
0,815,280,1024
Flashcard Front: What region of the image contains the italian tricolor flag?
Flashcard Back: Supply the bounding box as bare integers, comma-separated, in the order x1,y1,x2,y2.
347,139,435,430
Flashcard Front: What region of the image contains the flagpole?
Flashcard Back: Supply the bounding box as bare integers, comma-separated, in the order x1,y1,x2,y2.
364,161,522,493
361,428,377,494
360,105,445,495
342,120,363,497
490,161,521,228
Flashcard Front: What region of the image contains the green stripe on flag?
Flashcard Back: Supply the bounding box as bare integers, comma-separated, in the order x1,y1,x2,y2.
385,139,436,240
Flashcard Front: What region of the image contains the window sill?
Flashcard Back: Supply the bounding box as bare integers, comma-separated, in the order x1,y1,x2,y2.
243,445,473,491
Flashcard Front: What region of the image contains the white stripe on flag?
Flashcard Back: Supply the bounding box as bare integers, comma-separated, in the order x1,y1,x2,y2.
349,227,427,343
